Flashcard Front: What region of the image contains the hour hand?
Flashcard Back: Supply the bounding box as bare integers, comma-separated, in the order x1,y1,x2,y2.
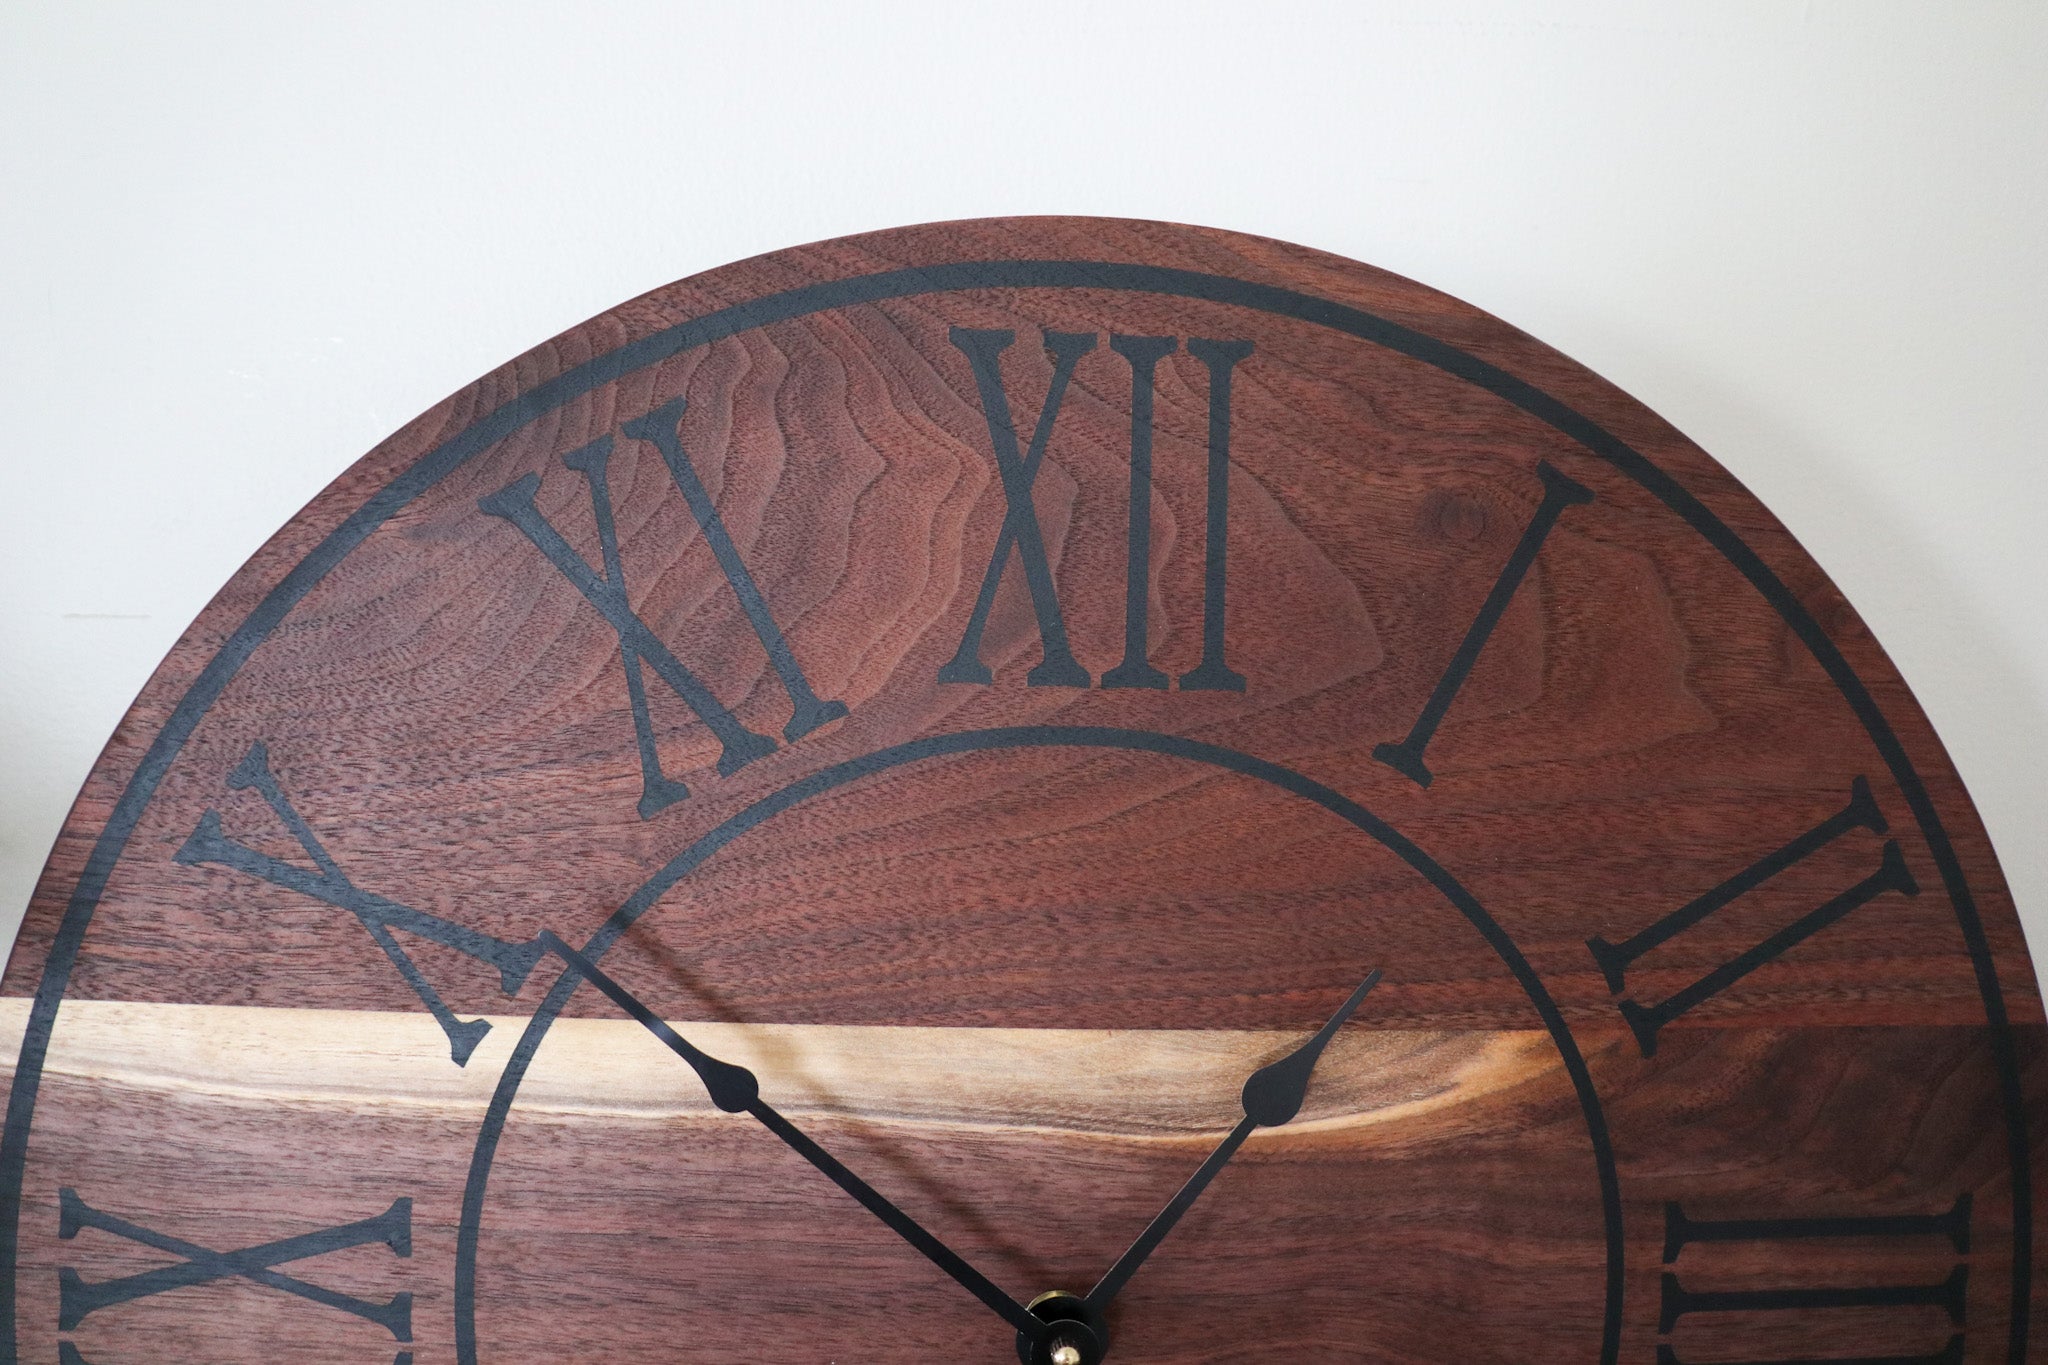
536,931,1043,1341
1085,968,1383,1314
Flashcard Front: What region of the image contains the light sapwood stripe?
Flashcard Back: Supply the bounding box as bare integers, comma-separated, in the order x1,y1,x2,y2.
0,997,1564,1137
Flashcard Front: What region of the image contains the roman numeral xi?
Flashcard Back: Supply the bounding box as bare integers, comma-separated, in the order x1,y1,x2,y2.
942,327,1253,691
480,399,848,820
60,1187,414,1364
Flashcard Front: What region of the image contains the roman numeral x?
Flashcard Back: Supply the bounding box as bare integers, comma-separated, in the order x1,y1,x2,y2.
59,1188,413,1342
940,327,1097,686
176,740,545,1066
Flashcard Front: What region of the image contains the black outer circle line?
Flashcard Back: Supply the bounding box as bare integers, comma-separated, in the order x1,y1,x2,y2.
0,256,2025,1365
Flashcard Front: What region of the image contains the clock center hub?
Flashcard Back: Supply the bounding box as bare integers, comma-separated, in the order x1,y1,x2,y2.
1018,1290,1109,1365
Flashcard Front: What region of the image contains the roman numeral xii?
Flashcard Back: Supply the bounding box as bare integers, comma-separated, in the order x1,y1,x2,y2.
942,326,1253,691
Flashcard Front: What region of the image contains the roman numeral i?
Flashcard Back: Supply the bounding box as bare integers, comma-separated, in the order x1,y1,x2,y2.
941,326,1253,691
1373,460,1593,788
480,399,847,820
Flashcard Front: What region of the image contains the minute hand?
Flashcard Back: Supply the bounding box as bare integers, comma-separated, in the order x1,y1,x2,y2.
536,932,1042,1340
1085,968,1384,1314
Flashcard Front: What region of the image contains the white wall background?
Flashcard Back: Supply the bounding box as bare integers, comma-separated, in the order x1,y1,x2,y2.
2,3,2043,984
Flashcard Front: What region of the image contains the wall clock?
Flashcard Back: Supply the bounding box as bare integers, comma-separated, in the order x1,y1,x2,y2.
2,217,2039,1365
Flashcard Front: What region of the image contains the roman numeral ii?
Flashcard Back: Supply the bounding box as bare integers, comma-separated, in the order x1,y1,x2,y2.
1587,775,1918,1056
941,326,1253,690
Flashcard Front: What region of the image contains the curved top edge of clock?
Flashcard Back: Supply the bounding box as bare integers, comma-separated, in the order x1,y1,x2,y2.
5,215,2037,1026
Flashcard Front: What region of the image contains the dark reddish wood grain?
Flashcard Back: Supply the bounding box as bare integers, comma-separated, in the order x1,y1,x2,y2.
4,218,2039,1364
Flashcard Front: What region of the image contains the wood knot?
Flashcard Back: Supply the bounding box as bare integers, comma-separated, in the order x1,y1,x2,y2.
1422,487,1489,544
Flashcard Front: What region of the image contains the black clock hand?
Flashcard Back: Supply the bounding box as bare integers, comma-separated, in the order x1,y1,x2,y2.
1084,967,1384,1314
536,931,1044,1341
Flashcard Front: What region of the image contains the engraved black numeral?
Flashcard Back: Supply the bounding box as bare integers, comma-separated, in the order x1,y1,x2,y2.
1100,333,1176,690
175,741,544,1065
63,1346,410,1365
1179,337,1256,691
1587,776,1918,1056
57,1345,405,1365
1373,460,1593,786
480,398,846,818
1658,1196,1969,1365
59,1188,413,1346
942,326,1252,689
941,326,1095,686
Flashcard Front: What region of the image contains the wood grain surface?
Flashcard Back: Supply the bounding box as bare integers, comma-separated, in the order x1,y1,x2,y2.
3,217,2039,1364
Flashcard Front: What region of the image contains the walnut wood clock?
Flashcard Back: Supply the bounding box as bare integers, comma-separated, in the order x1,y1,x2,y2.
3,218,2040,1365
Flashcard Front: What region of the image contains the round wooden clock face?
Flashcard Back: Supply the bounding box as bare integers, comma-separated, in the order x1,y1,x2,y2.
3,218,2041,1365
